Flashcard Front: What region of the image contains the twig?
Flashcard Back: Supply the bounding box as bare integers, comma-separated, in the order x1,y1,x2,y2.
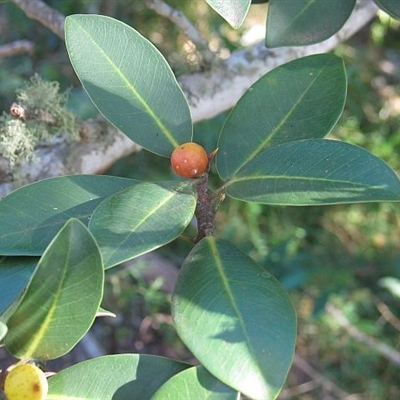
0,40,34,57
143,0,214,66
278,354,352,399
194,173,215,242
193,151,224,243
326,303,400,367
10,0,65,40
376,300,400,332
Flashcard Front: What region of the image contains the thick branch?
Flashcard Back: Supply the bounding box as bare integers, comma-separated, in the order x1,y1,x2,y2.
10,0,65,40
2,0,378,197
0,118,141,197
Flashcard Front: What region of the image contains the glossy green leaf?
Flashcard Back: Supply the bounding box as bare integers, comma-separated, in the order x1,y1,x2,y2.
266,0,356,47
172,237,296,400
225,139,400,205
89,181,196,268
374,0,400,18
206,0,251,28
5,219,104,360
151,365,240,400
0,257,37,315
65,14,192,157
47,354,189,399
0,320,7,341
216,54,346,180
0,175,138,256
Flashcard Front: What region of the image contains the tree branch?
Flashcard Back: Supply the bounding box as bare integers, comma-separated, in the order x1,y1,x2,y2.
278,354,352,399
326,303,400,367
0,117,141,197
143,0,214,66
0,40,34,57
10,0,65,40
2,0,378,197
376,300,400,332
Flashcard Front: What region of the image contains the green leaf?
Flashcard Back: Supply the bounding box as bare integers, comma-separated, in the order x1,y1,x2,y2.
172,237,296,400
216,54,346,180
225,139,400,205
0,175,138,256
151,365,240,400
0,257,37,315
266,0,356,47
89,181,196,268
5,219,104,360
65,14,192,157
374,0,400,18
206,0,251,28
47,354,189,399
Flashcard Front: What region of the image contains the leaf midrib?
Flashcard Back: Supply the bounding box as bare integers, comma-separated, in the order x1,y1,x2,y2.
208,238,266,378
228,174,388,188
71,18,179,148
231,62,328,177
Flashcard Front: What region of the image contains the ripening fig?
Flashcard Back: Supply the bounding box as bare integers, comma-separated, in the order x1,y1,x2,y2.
171,142,209,178
4,363,48,400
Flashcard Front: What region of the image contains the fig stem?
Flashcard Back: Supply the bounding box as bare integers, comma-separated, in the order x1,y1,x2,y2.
193,173,225,243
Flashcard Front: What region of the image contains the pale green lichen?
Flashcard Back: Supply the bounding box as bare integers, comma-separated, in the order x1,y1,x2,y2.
0,113,35,164
0,74,79,165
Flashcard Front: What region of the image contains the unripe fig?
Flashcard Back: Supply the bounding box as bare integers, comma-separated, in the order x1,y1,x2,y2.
4,363,48,400
171,142,209,178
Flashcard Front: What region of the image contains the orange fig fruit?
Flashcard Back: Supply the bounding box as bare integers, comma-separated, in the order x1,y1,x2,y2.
171,142,209,178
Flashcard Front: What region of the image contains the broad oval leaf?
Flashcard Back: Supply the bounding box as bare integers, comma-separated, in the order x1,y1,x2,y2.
374,0,400,18
151,365,240,400
47,354,189,399
0,257,37,315
89,181,196,268
266,0,356,47
225,139,400,205
172,237,296,400
5,219,104,360
206,0,251,28
65,14,192,157
0,175,138,256
216,54,346,180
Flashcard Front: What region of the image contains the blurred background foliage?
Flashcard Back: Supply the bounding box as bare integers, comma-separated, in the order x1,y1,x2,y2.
1,1,400,398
